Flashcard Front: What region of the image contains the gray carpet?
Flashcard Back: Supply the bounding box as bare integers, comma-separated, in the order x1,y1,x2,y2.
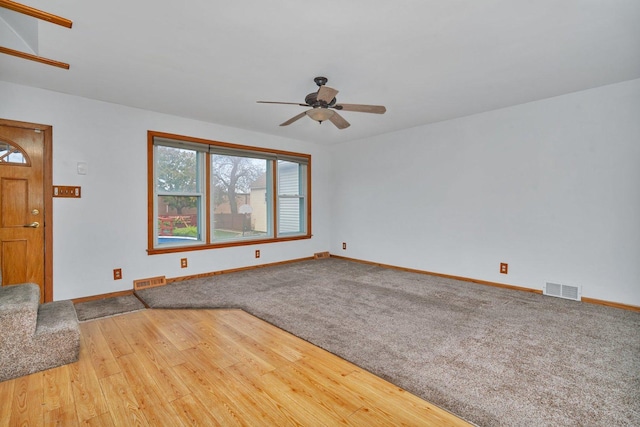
74,294,146,321
1,284,80,382
135,258,640,426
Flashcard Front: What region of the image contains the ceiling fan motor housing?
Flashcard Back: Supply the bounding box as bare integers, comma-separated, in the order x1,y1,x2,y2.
305,92,337,108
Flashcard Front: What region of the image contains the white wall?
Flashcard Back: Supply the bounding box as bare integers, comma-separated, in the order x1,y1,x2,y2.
330,79,640,306
2,79,639,306
0,81,332,300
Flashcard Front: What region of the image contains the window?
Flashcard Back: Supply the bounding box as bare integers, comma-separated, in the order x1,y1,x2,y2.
148,131,311,253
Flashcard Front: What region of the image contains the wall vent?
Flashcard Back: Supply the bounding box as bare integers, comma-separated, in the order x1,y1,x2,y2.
314,251,330,259
544,282,581,301
133,276,167,291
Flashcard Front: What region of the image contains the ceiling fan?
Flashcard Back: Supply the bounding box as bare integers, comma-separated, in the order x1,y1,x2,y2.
257,77,386,129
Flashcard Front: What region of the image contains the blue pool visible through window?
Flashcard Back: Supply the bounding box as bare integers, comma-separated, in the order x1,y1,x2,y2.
157,236,198,245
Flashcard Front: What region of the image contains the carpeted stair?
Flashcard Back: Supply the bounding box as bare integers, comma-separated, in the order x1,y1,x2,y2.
0,283,80,382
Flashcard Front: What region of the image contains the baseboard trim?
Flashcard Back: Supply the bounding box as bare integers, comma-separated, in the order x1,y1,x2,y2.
581,297,640,313
71,254,640,313
166,256,315,283
330,255,640,312
70,257,314,304
330,255,542,295
72,289,133,304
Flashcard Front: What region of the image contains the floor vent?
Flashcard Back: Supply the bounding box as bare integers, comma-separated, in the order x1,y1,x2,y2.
544,282,581,301
133,276,167,291
314,251,330,259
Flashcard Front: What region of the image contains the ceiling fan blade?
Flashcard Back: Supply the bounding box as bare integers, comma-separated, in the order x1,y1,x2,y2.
317,86,339,103
258,101,308,106
279,111,307,127
334,103,386,114
328,111,350,129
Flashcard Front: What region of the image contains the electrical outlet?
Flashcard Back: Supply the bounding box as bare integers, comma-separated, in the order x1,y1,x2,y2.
342,242,347,250
113,268,122,280
255,250,260,258
181,258,188,268
500,263,508,274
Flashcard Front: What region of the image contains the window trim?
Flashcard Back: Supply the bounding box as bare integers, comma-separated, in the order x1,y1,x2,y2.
147,131,311,255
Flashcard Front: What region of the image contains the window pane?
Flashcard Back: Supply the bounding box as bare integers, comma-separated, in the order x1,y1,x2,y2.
156,146,199,193
156,196,202,245
0,140,28,164
278,197,303,233
278,160,306,234
211,154,270,241
154,143,203,247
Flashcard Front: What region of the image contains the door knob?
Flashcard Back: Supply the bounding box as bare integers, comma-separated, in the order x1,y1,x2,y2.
24,222,40,228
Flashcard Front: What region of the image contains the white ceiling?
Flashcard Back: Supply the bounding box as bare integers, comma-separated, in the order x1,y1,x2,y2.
1,0,639,145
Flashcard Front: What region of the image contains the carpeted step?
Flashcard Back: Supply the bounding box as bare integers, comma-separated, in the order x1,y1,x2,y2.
0,284,39,341
0,285,80,382
30,301,80,371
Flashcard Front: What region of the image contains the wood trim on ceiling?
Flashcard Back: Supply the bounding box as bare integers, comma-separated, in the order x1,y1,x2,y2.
0,1,72,69
0,0,72,28
0,46,70,69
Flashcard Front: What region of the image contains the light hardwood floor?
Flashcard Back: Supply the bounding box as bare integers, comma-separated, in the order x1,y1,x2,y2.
0,309,472,426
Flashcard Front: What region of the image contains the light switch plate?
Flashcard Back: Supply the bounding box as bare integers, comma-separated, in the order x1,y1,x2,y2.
53,186,81,198
77,162,88,175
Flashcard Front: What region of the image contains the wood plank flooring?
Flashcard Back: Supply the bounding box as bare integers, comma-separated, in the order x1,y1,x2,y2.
0,309,472,426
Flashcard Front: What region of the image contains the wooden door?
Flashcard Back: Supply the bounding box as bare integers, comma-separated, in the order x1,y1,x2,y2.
0,120,51,302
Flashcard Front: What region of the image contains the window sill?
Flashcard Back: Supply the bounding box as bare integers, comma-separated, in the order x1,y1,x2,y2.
147,234,311,255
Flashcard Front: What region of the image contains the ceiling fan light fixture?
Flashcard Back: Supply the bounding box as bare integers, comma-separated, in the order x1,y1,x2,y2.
306,107,334,123
259,77,385,129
